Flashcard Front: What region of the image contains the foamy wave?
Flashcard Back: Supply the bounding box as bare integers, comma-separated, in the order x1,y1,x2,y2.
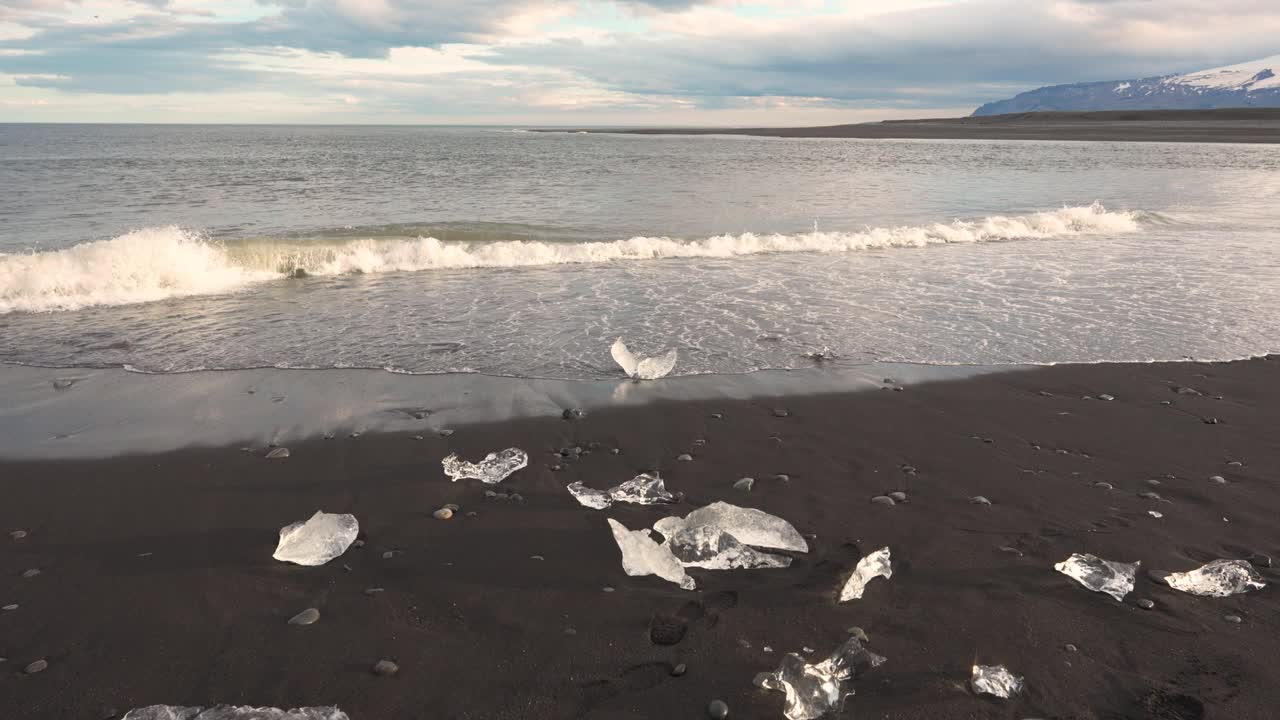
0,204,1141,314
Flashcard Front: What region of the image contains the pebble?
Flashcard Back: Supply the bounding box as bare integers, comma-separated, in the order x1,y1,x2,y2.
24,659,48,674
677,454,693,462
484,490,498,498
1148,511,1163,519
1099,394,1115,401
530,555,545,561
2,604,16,611
733,477,755,492
549,464,563,472
707,700,730,719
562,408,585,420
1064,643,1078,653
432,508,454,520
1209,475,1227,485
1136,598,1155,610
870,495,896,507
381,551,397,560
901,465,917,473
1160,400,1171,406
883,378,896,384
1203,417,1219,425
1092,482,1114,490
847,626,869,643
969,495,992,506
671,663,687,677
888,491,907,502
439,429,455,437
602,586,615,593
610,448,621,455
289,608,320,625
1227,460,1243,467
1224,614,1243,624
265,447,290,459
363,587,385,595
710,413,724,420
999,546,1024,556
774,474,790,483
509,493,524,502
1145,479,1162,487
10,530,27,540
22,568,41,578
563,628,577,636
1137,491,1164,502
372,659,399,677
443,503,460,512
772,408,790,418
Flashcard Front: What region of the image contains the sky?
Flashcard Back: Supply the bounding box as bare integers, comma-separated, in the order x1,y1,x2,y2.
1,0,1278,125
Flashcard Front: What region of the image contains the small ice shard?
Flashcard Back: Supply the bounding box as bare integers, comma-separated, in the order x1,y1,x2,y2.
1054,553,1139,601
611,337,677,380
441,448,528,484
1163,559,1266,597
653,501,808,553
663,525,792,570
757,637,886,720
970,664,1024,698
838,547,892,602
567,473,677,509
606,518,695,590
273,511,358,566
122,706,349,720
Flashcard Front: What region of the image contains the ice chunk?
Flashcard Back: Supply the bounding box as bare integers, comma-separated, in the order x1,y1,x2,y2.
663,525,792,570
607,518,695,590
611,337,677,380
1054,553,1139,601
838,547,892,602
970,665,1024,698
122,706,348,720
567,473,677,510
272,511,358,567
757,637,886,720
653,501,808,553
1163,559,1266,597
442,448,527,484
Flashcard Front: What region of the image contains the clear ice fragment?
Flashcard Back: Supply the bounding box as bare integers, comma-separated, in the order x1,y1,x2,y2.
607,518,695,590
1054,553,1139,601
653,502,808,553
611,338,677,380
272,511,358,566
122,706,348,720
567,473,677,509
970,664,1024,698
1163,559,1266,597
757,637,886,720
663,525,792,570
442,448,528,484
838,547,892,602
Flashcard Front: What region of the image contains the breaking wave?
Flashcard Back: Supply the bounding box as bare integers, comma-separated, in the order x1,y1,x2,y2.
0,204,1142,314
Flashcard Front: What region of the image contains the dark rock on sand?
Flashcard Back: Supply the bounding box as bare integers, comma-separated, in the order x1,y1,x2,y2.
1136,598,1155,610
847,626,869,643
774,473,790,482
671,663,687,677
772,408,790,418
373,659,399,677
969,495,992,506
25,659,48,674
265,447,290,459
1209,475,1227,485
1203,417,1219,424
289,608,320,625
870,495,896,507
889,491,907,502
733,477,754,492
10,530,27,540
1225,614,1243,624
707,700,729,719
562,409,585,420
22,568,41,578
677,454,693,462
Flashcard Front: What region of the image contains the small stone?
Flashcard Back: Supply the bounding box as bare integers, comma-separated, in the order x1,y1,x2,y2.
870,495,896,507
707,700,729,719
1099,394,1115,401
1224,614,1243,624
9,530,27,540
563,627,577,636
1203,417,1219,425
610,448,621,455
999,546,1024,556
412,435,424,440
265,447,290,459
530,555,545,561
289,608,320,625
772,408,790,418
1136,598,1155,610
1160,400,1171,406
549,464,563,471
1209,475,1227,485
677,454,693,462
982,437,994,444
1148,511,1163,518
1137,491,1165,502
432,508,454,520
24,659,48,674
484,490,499,498
373,659,399,677
353,539,365,548
969,495,992,506
21,568,41,578
763,646,774,653
465,511,478,517
1092,482,1114,490
888,491,907,502
562,408,585,420
733,477,754,492
1227,460,1243,467
1175,386,1201,396
363,587,385,595
510,493,524,502
901,465,917,473
1064,644,1078,653
892,386,904,392
2,604,17,611
443,503,460,512
692,439,707,446
382,551,396,560
602,586,615,593
439,429,455,437
710,413,724,420
847,626,869,643
671,663,687,677
774,474,790,483
883,378,896,384
1145,479,1162,487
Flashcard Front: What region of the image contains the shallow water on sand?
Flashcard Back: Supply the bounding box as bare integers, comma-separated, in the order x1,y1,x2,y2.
2,125,1279,377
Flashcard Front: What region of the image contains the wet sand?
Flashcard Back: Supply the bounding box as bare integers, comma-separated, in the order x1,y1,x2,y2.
2,357,1278,719
537,108,1280,143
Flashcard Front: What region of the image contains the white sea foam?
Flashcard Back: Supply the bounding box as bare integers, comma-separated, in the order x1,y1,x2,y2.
0,204,1142,314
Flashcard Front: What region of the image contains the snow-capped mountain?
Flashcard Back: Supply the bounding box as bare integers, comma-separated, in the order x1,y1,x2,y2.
972,54,1280,116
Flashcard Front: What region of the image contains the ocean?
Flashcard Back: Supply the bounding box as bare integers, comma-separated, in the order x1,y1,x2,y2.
2,124,1278,378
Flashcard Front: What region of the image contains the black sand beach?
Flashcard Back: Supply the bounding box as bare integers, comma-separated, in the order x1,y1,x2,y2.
3,358,1278,718
537,108,1280,143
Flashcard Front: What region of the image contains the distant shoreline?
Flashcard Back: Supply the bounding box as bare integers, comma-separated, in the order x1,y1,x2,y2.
532,108,1280,143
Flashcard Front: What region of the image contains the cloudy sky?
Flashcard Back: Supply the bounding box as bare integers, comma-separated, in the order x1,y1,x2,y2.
2,0,1278,124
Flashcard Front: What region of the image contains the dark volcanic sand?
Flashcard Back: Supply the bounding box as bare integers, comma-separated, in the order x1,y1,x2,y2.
538,108,1280,143
2,358,1279,719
